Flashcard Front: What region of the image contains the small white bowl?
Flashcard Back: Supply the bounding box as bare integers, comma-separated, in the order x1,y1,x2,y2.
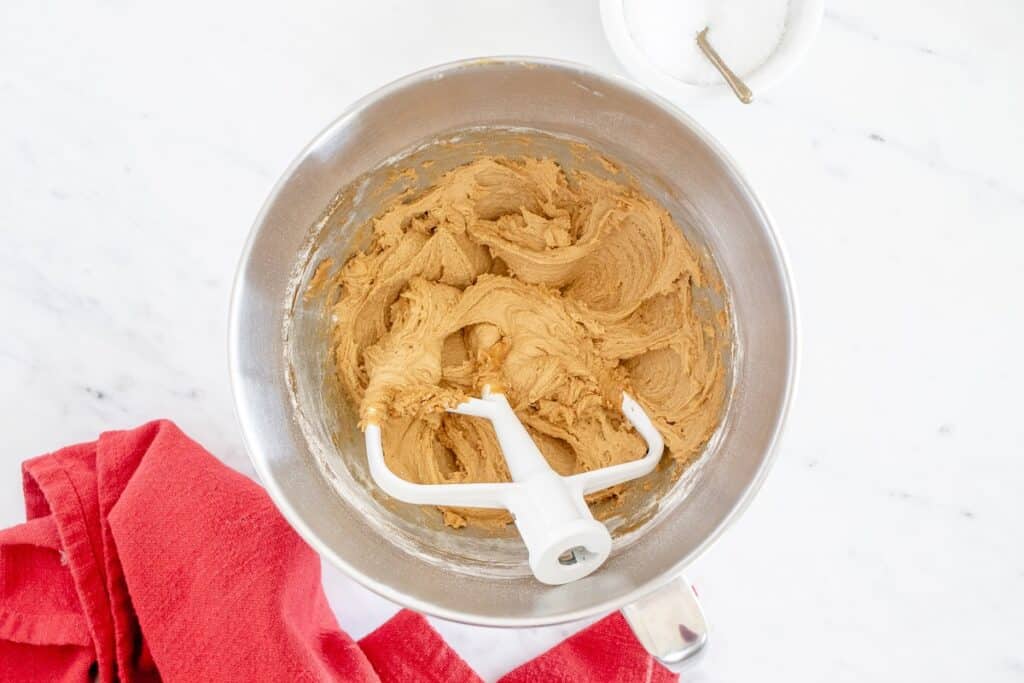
600,0,824,102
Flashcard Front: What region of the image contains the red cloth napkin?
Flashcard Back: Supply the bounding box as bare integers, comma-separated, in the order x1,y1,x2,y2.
0,420,676,682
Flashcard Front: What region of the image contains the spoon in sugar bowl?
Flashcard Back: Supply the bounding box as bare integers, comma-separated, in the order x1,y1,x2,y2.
601,0,824,104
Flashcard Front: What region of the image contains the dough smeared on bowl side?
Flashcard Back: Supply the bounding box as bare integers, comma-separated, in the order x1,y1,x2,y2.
322,156,729,529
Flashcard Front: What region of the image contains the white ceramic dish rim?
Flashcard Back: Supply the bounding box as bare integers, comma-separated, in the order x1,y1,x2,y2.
600,0,824,101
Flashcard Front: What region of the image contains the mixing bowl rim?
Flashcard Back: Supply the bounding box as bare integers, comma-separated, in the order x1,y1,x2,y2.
228,55,799,627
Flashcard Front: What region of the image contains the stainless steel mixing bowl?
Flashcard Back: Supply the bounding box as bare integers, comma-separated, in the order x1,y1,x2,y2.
229,57,796,669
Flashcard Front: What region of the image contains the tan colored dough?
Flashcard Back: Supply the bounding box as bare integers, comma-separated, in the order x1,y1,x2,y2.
325,156,728,528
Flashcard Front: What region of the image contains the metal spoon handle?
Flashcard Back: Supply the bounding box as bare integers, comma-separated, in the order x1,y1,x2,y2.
696,27,753,104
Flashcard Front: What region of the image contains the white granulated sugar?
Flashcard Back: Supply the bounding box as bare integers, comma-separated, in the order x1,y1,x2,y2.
624,0,789,85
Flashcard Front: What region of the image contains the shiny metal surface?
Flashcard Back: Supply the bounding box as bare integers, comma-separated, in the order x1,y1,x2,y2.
622,576,708,671
229,57,796,628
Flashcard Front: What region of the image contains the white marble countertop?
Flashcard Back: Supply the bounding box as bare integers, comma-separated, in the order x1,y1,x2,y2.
2,1,1022,680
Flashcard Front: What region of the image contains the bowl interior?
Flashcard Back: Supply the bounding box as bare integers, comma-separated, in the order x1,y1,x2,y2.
230,58,795,626
287,126,732,579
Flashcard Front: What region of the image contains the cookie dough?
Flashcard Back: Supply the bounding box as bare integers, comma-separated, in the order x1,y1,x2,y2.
326,156,728,528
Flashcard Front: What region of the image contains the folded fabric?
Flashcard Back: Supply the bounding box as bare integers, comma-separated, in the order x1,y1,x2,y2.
0,420,675,682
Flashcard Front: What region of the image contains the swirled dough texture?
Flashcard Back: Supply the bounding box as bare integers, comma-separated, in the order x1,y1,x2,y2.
327,156,728,528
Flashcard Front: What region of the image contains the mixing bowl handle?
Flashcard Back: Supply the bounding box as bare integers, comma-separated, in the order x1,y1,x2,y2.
621,575,708,673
